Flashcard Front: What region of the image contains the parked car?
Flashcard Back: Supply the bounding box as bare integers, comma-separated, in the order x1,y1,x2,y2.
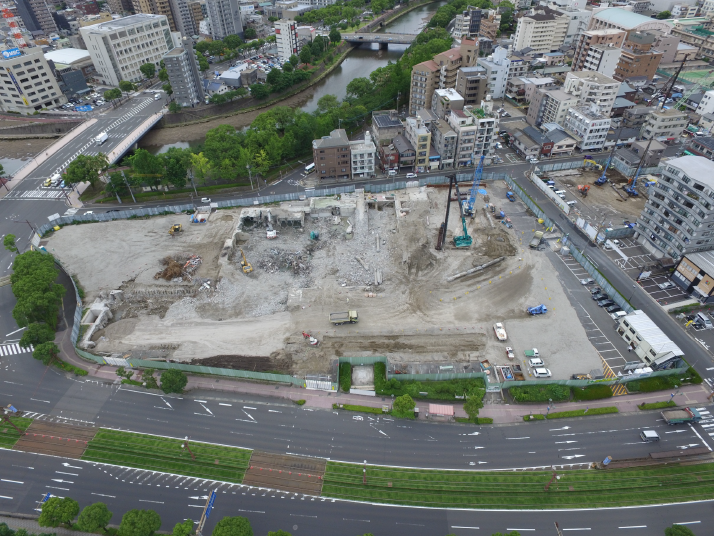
201,197,211,203
528,357,545,368
580,278,595,285
590,287,602,295
533,368,552,378
592,293,608,301
606,305,622,313
658,281,675,290
598,299,615,308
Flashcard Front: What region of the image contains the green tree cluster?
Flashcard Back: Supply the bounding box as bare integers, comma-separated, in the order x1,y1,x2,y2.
429,0,492,29
0,522,56,536
656,10,671,19
209,87,248,104
104,88,122,101
295,0,364,26
160,369,188,393
244,27,257,39
3,234,17,252
37,497,79,528
65,153,108,189
139,63,156,79
118,80,135,93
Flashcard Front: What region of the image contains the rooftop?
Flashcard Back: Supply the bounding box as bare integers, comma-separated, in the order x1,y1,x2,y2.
606,127,639,140
44,48,91,64
546,128,575,144
393,134,414,154
83,13,166,32
414,59,439,72
612,96,637,109
313,128,350,149
685,250,714,277
691,136,714,151
373,114,403,129
434,88,464,100
666,155,714,189
592,8,669,30
622,310,683,357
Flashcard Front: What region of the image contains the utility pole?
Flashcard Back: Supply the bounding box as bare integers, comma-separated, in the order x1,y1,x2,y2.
246,164,254,190
121,170,136,203
554,521,564,536
544,465,560,491
363,460,367,484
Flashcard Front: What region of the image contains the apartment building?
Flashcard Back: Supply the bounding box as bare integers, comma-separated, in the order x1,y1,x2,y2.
636,156,714,260
522,77,557,102
613,32,663,83
350,131,376,179
696,90,714,116
476,46,509,98
560,8,592,46
81,14,177,86
313,128,351,180
640,107,687,140
0,46,66,114
162,46,204,107
563,70,620,116
405,116,432,172
275,19,299,61
512,6,569,54
447,109,476,167
479,9,501,41
564,105,611,151
445,100,498,166
409,60,439,116
22,0,58,35
132,0,176,31
431,120,458,169
205,0,243,40
167,0,196,36
188,1,205,33
687,136,714,161
671,3,698,18
582,45,622,78
572,29,626,71
508,52,530,81
526,88,577,127
454,66,487,106
431,88,464,120
371,110,404,147
13,0,43,34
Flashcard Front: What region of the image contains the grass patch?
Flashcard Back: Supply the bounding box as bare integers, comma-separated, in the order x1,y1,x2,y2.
71,275,85,300
0,417,33,449
322,460,714,508
121,379,143,386
456,417,493,424
523,414,546,421
638,400,677,410
509,384,570,403
547,407,618,419
54,360,88,376
82,429,252,482
294,399,306,406
333,403,384,415
626,375,682,392
339,362,352,392
572,384,613,401
374,362,485,401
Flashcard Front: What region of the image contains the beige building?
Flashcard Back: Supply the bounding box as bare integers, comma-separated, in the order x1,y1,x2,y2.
572,29,626,71
0,46,66,114
526,88,578,127
405,115,432,172
512,6,569,54
454,65,487,107
673,252,714,302
132,0,177,31
640,107,687,140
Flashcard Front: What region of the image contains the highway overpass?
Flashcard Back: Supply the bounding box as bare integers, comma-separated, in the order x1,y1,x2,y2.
341,32,416,47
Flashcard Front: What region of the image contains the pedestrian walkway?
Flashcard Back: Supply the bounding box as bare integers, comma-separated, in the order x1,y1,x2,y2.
0,343,33,356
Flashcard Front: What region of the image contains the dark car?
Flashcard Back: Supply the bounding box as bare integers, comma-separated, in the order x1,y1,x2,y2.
593,293,608,301
590,287,602,295
606,305,622,313
598,300,615,308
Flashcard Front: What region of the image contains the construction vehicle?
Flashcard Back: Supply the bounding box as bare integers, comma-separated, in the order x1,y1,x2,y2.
583,157,602,171
527,304,548,315
578,185,590,197
624,139,653,197
595,127,624,185
239,249,253,274
169,224,183,236
524,348,540,359
529,231,544,248
661,407,702,425
506,191,515,202
452,178,472,248
266,210,277,239
436,176,454,250
463,155,486,217
493,322,508,341
330,311,358,325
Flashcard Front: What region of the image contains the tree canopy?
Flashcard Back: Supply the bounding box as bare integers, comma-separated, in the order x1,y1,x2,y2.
38,497,79,528
119,509,161,536
665,525,697,536
77,502,113,532
65,153,108,188
211,516,253,536
393,394,415,414
160,369,188,393
139,63,156,78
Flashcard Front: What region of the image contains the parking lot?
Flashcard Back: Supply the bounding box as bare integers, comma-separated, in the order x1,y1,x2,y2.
637,274,690,305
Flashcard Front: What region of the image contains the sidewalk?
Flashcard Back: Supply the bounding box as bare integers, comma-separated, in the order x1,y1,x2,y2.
0,515,96,536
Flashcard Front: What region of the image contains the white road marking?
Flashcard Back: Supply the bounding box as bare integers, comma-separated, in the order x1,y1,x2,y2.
506,437,530,440
1,479,23,484
91,493,115,498
219,403,232,407
55,472,78,476
451,526,479,530
61,463,82,469
139,499,164,504
619,526,647,529
30,399,50,403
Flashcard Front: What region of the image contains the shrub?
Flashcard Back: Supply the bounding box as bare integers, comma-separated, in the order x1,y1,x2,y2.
509,384,570,402
523,414,546,421
339,362,351,392
626,375,680,392
294,399,306,405
393,394,415,414
339,404,383,414
547,407,618,419
373,361,387,391
572,384,613,401
638,400,676,410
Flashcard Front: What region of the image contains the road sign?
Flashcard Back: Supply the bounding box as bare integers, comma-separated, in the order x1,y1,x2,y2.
41,492,51,503
205,490,217,519
75,105,92,112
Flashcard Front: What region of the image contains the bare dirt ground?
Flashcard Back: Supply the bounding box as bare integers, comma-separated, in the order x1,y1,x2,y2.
0,138,54,159
47,182,602,379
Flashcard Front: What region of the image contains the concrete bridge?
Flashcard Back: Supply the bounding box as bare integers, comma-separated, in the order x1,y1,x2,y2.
341,33,416,48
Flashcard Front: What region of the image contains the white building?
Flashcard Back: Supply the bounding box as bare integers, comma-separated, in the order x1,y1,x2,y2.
581,44,622,79
698,90,714,116
205,0,243,40
563,70,620,117
512,6,569,54
560,8,591,46
671,3,699,17
0,46,66,114
80,14,178,86
476,46,509,98
564,104,611,152
616,310,684,367
162,46,204,107
350,131,376,178
275,19,299,61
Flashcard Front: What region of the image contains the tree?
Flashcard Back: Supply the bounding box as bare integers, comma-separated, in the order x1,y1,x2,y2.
172,519,194,536
77,503,113,533
3,234,17,253
198,55,209,72
139,63,156,79
190,152,212,184
316,94,339,114
244,27,257,39
19,323,55,348
162,147,190,188
665,526,697,536
158,68,169,82
129,149,163,183
163,83,173,95
288,54,299,67
393,394,415,415
38,497,79,528
160,369,188,393
64,153,108,188
267,532,292,536
299,46,312,65
329,28,341,43
224,34,243,49
104,88,122,101
464,394,483,419
119,509,161,536
211,516,252,536
118,80,135,93
250,83,270,99
32,342,59,365
169,101,182,113
656,10,671,19
282,62,293,72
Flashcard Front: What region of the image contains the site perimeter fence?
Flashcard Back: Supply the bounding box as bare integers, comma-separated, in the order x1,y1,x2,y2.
503,174,558,231
569,246,635,314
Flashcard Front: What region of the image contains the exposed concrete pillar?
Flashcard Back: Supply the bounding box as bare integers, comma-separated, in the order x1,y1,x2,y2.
379,42,388,50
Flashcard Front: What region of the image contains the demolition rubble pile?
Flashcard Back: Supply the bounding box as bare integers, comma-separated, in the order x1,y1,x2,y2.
154,254,202,282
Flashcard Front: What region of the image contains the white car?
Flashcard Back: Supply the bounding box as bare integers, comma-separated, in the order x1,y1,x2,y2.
505,347,515,359
406,173,418,179
580,278,594,285
533,368,552,378
658,281,675,290
528,357,545,368
201,197,211,203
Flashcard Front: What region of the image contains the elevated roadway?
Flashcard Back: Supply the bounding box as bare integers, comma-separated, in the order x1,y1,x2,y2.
342,32,416,46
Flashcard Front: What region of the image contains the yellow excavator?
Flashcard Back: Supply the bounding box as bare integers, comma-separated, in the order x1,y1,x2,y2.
240,249,253,274
169,224,183,236
583,157,603,171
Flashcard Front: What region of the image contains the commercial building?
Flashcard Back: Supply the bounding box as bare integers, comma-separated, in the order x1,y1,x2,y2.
350,131,376,179
205,0,243,40
0,46,66,113
476,46,510,98
640,107,687,140
512,6,569,54
673,251,714,302
613,31,663,83
564,105,611,152
275,19,299,61
616,311,683,367
313,128,351,180
80,14,177,86
544,127,577,156
162,46,204,107
563,70,620,116
392,134,415,169
636,156,714,259
371,110,404,147
132,0,176,31
588,7,673,35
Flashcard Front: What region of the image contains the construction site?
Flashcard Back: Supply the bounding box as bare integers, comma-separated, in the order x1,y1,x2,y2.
46,178,603,380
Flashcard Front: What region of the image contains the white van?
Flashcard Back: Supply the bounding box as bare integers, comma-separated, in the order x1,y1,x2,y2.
640,430,660,442
554,190,566,196
610,311,627,321
696,312,712,329
387,169,397,177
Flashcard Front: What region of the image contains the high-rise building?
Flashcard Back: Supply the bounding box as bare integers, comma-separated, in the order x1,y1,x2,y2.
187,1,204,34
563,71,620,116
132,0,176,31
17,0,57,35
168,0,195,36
275,19,299,61
106,0,135,14
80,14,176,86
13,0,42,33
476,46,510,98
613,31,663,83
205,0,243,40
454,65,487,107
0,46,66,113
512,6,569,54
163,46,204,106
636,156,714,260
572,29,626,72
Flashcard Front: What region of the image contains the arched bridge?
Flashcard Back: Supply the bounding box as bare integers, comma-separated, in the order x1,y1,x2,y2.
341,33,417,48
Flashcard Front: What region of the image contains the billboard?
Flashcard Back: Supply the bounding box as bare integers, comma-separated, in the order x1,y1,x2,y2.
1,48,21,59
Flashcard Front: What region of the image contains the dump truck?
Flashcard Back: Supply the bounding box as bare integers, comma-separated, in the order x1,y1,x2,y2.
661,407,702,425
95,132,108,145
330,311,358,325
527,304,547,315
506,191,515,202
493,322,507,341
529,231,544,249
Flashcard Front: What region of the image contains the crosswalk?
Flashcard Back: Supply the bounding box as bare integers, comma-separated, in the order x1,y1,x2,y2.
695,407,714,440
8,188,67,200
0,343,33,356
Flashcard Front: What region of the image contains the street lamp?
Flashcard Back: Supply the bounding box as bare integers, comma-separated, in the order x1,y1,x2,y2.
246,164,253,190
546,398,553,416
